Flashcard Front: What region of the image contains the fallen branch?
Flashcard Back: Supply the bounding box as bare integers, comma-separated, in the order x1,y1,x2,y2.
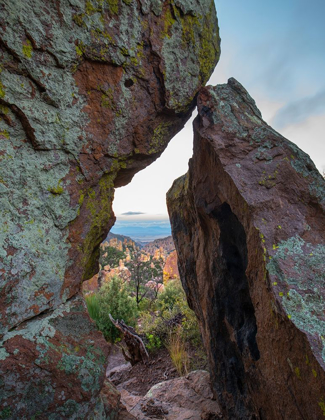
109,314,149,366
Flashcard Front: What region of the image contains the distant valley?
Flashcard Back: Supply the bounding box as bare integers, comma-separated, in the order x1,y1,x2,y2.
110,219,172,243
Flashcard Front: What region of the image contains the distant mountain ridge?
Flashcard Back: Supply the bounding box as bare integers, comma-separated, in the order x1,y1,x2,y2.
106,232,175,255
142,236,175,255
107,232,142,248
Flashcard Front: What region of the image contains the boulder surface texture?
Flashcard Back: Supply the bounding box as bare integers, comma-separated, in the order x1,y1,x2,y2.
167,78,325,419
0,0,220,418
125,370,222,419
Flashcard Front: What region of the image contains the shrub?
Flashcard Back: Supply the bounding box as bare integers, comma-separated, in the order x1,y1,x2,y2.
137,278,205,365
85,276,138,343
137,297,153,313
85,293,100,321
157,279,202,345
157,278,185,311
145,333,162,352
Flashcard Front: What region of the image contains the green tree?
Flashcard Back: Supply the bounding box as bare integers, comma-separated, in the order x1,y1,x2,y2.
126,252,164,306
85,276,138,342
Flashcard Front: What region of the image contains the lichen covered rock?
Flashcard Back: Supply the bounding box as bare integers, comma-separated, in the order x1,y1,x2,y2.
0,0,220,417
0,295,110,419
167,78,325,419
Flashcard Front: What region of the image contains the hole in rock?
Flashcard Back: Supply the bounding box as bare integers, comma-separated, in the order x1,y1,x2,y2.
82,115,210,407
124,79,134,88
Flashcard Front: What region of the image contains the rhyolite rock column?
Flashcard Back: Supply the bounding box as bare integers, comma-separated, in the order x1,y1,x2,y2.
0,0,220,417
167,78,325,419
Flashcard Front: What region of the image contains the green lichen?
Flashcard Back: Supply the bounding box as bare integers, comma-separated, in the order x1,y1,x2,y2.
309,179,325,203
0,297,107,418
267,236,325,363
167,172,189,202
22,40,33,59
288,141,325,202
81,171,116,279
85,0,97,15
162,5,176,39
0,81,5,98
160,0,220,112
0,347,9,360
149,121,173,154
106,0,119,14
294,367,301,379
0,130,9,139
48,180,64,195
0,104,9,114
258,169,278,189
197,4,220,84
319,398,325,416
75,44,84,57
72,13,86,27
101,94,110,108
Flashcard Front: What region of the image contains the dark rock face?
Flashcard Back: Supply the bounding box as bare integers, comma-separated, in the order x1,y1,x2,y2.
167,79,325,419
0,0,220,417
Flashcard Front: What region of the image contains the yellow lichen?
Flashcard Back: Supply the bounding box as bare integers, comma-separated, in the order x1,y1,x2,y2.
0,130,9,139
48,180,64,195
294,367,301,379
0,81,5,98
22,40,33,58
85,1,97,15
106,0,119,15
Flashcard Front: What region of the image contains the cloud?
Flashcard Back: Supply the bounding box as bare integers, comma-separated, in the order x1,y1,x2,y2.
272,89,325,129
121,211,146,216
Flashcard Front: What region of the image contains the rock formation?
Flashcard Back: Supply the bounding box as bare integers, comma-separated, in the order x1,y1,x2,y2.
0,0,220,417
167,78,325,419
163,249,179,281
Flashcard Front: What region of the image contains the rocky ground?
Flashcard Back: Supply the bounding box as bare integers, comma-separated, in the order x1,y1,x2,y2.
107,345,221,419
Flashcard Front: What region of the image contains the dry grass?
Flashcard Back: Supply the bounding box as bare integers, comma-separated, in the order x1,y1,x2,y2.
166,327,189,376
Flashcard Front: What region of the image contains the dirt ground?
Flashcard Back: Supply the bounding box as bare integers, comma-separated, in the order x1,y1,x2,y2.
106,343,208,396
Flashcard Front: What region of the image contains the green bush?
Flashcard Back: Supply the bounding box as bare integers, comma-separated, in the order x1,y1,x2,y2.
140,279,202,347
145,333,162,352
157,278,185,311
137,297,153,313
85,276,138,343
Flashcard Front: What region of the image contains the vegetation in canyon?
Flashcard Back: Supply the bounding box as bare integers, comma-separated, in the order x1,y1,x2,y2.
84,234,206,376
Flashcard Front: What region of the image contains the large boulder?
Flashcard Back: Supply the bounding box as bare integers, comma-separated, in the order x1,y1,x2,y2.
0,0,220,417
167,78,325,419
124,370,222,419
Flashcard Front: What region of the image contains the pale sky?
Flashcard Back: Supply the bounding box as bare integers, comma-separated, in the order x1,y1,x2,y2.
113,0,325,218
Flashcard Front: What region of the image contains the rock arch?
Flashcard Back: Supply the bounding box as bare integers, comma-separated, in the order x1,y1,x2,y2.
0,0,220,417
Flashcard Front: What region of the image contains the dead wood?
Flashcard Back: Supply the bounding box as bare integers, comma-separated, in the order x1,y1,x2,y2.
109,314,149,366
